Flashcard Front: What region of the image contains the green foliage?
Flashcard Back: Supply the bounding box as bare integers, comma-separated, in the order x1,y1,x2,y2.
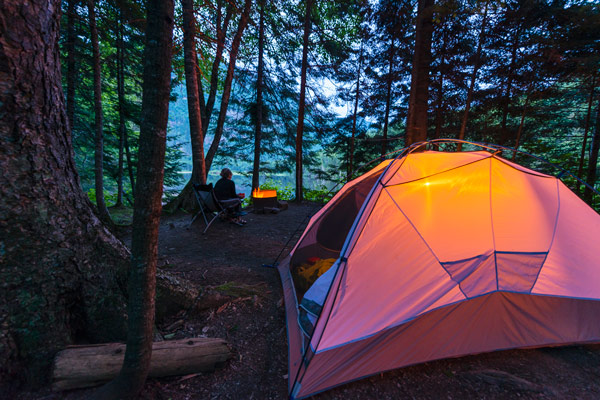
304,186,334,203
255,179,333,203
60,0,183,209
258,180,295,201
241,197,252,208
108,205,134,226
60,0,600,214
87,187,115,206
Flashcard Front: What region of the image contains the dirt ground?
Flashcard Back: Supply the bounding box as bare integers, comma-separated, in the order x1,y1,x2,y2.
12,202,600,399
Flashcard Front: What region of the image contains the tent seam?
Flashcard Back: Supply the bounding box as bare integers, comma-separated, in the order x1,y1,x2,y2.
310,186,387,354
384,154,493,187
445,251,547,265
291,161,395,392
313,291,600,354
383,187,469,300
302,155,410,372
380,152,411,186
296,163,395,392
490,158,499,291
529,178,561,293
492,154,555,179
304,330,600,398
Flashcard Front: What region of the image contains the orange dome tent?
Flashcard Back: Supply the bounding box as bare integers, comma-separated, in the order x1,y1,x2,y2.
278,144,600,399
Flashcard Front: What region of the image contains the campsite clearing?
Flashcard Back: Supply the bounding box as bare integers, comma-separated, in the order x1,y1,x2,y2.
8,203,600,399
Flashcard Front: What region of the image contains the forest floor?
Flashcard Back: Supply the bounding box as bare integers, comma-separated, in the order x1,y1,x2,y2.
14,202,600,399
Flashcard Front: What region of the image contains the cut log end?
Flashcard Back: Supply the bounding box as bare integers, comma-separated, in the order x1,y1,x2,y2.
52,337,231,391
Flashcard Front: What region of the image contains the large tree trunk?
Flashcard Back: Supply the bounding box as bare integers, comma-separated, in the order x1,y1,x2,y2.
349,42,363,180
577,74,596,189
252,0,266,190
203,0,233,132
115,10,126,207
166,0,209,214
93,0,175,398
457,1,489,151
499,29,520,146
0,0,129,383
433,29,447,145
66,0,78,130
296,0,313,203
381,38,394,157
511,94,530,160
584,99,600,205
167,0,232,212
197,65,208,132
124,126,136,200
433,79,443,143
118,18,136,201
182,0,206,186
204,0,252,173
88,0,112,224
406,0,435,146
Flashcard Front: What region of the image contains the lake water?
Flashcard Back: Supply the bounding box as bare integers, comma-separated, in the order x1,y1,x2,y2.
174,168,336,199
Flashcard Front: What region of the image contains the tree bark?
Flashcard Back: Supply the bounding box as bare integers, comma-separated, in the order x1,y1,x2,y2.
164,0,208,214
406,0,435,146
124,126,136,200
197,65,208,132
204,0,252,173
434,28,447,147
167,0,233,212
117,18,136,200
182,0,207,186
577,74,596,188
0,0,129,383
296,0,313,203
88,0,112,223
512,94,530,160
584,99,600,205
457,1,489,151
92,0,175,398
252,0,266,190
115,10,125,207
66,0,78,130
381,38,394,157
349,41,363,180
499,28,520,146
203,0,233,132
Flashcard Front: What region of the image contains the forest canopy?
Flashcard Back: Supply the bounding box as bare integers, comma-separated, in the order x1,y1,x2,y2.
60,0,600,210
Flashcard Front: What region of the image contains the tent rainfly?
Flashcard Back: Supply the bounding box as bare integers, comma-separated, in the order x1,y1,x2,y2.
278,149,600,399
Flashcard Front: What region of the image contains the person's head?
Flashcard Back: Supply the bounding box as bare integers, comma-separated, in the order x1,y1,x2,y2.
220,168,233,180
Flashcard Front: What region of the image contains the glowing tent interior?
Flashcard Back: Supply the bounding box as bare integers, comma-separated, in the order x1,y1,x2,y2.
277,148,600,399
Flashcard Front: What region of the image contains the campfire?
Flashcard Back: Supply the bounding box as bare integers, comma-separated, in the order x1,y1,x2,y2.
252,187,277,198
251,187,287,213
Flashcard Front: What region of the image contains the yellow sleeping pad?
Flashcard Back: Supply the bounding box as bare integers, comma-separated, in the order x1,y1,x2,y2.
295,258,337,292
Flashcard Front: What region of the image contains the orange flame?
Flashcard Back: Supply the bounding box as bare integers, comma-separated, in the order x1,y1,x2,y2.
252,187,277,198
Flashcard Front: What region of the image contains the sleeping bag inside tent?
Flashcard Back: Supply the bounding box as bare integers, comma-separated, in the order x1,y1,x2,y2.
277,150,600,399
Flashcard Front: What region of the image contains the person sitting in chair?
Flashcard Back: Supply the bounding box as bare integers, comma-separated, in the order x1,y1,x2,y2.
214,168,246,225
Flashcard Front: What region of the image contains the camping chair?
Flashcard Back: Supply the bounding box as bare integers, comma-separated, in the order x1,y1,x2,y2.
188,183,241,233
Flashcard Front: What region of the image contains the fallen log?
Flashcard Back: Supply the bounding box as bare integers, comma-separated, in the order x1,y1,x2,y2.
52,337,231,391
